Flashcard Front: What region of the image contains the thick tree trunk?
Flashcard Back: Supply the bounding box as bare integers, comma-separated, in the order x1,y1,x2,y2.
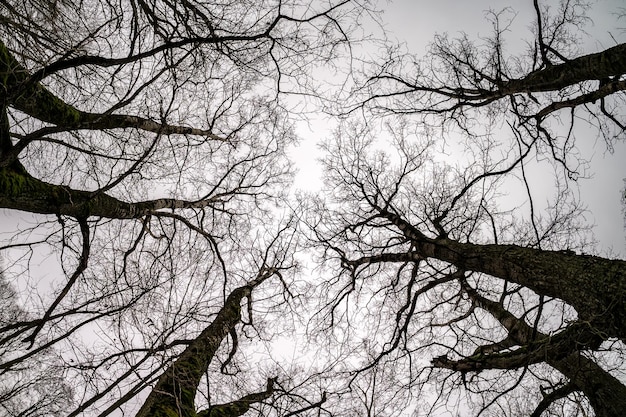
503,43,626,93
0,167,220,219
135,269,276,417
550,353,626,417
426,239,626,339
383,210,626,340
434,279,626,417
134,286,250,417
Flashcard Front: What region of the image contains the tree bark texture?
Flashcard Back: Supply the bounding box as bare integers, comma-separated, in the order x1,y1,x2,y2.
433,280,626,417
134,287,250,417
135,269,275,417
1,40,222,139
0,167,220,219
503,43,626,94
381,209,626,341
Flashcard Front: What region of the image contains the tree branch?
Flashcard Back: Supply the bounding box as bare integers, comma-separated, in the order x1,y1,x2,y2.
0,39,226,165
135,268,278,417
433,279,626,417
23,218,90,347
197,378,276,417
0,167,224,219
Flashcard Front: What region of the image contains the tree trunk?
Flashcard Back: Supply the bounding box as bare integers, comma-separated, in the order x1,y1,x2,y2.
426,239,626,339
135,269,276,417
434,278,626,417
503,43,626,93
550,353,626,417
384,209,626,340
0,167,220,219
134,286,250,417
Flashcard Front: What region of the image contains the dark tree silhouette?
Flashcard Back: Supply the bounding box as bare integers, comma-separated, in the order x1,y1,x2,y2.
308,117,625,416
307,1,626,415
349,0,625,177
2,0,625,416
0,0,361,415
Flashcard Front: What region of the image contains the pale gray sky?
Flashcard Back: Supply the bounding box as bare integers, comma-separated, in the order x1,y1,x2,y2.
290,0,626,255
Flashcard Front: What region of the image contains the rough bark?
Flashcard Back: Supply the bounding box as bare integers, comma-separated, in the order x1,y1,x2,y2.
1,40,227,221
0,166,221,219
377,208,626,341
432,279,626,417
135,269,276,417
502,43,626,94
0,40,224,145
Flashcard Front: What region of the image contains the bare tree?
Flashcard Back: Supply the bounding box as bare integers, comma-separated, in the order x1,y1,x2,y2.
134,260,285,417
0,0,365,415
306,116,626,416
0,272,73,417
3,0,625,416
306,1,626,402
303,6,626,416
348,0,625,177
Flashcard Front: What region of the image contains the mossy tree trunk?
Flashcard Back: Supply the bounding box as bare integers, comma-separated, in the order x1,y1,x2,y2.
0,166,224,219
0,40,226,221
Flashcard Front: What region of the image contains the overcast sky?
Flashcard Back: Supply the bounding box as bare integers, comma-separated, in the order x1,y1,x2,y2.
291,0,626,256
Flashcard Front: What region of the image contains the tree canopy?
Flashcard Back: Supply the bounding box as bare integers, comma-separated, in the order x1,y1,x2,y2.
1,0,625,416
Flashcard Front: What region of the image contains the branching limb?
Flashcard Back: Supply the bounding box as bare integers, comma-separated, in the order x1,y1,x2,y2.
197,378,276,417
282,391,328,417
530,382,577,417
433,279,626,417
134,268,279,417
23,218,90,347
220,328,239,375
0,39,227,165
535,79,626,120
0,168,224,219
